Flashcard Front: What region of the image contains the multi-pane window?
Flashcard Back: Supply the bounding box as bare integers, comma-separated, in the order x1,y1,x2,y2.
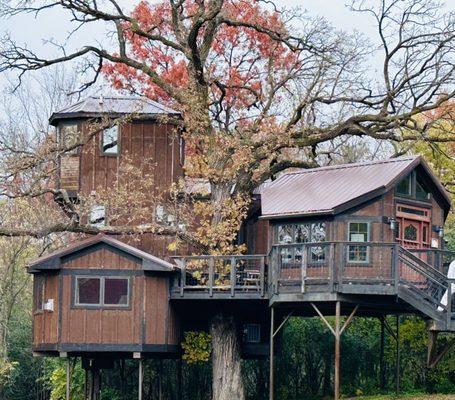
276,222,326,263
348,222,369,263
102,126,119,155
34,276,45,312
75,276,129,307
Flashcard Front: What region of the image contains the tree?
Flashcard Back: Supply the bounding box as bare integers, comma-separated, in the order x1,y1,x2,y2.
1,1,455,398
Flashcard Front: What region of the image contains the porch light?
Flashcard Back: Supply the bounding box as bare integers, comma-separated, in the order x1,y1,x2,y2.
438,226,444,238
388,217,396,231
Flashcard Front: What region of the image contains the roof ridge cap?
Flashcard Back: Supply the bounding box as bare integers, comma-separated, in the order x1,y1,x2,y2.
284,156,419,176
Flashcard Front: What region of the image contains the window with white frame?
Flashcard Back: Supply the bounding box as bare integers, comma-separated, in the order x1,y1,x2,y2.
102,125,119,155
348,222,370,263
75,276,129,307
276,222,327,263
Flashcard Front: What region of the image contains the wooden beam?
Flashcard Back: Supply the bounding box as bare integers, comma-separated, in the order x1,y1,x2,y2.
334,301,341,400
340,305,359,335
396,316,401,395
380,317,386,390
66,357,71,400
428,331,455,368
138,359,143,400
311,303,335,336
272,310,294,339
269,307,275,400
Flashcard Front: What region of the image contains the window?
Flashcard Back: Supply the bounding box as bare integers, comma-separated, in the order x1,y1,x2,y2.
396,174,412,196
243,323,261,343
34,276,45,312
404,224,418,241
59,123,79,154
348,222,369,263
396,171,431,202
416,179,430,201
75,276,129,307
276,222,327,263
179,135,185,166
89,205,106,227
102,126,119,155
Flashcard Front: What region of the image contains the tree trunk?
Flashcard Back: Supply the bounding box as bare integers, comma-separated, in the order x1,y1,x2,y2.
210,313,245,400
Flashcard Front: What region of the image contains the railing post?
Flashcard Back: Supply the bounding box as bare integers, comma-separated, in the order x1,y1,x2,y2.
209,257,214,297
301,245,307,294
274,248,279,295
230,257,236,298
260,256,265,297
447,280,452,328
180,259,186,297
394,244,400,290
329,243,335,293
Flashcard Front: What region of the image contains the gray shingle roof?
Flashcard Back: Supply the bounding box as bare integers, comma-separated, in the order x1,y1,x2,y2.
49,96,180,125
261,156,451,218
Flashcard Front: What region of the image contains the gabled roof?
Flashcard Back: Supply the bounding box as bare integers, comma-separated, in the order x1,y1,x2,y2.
28,234,176,272
261,156,451,219
49,96,180,125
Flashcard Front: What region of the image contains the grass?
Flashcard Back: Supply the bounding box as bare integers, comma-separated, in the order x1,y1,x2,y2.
345,394,455,400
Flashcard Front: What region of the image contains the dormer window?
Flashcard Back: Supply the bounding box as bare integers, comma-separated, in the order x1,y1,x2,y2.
102,126,119,155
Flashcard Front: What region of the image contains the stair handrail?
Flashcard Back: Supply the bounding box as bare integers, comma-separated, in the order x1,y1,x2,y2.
398,246,448,283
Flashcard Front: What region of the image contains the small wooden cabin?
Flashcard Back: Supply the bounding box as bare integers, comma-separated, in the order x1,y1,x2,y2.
28,235,180,356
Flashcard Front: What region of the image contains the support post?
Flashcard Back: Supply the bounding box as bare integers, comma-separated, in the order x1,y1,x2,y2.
380,317,386,390
177,358,182,400
396,315,400,395
269,306,275,400
138,359,143,400
158,360,163,400
66,357,71,400
334,301,341,400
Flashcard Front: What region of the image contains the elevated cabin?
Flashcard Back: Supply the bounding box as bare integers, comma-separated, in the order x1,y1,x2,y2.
50,96,185,258
28,235,180,357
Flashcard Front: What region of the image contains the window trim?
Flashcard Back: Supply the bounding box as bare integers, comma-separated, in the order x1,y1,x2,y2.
101,125,120,156
74,275,131,309
347,221,371,264
34,275,45,314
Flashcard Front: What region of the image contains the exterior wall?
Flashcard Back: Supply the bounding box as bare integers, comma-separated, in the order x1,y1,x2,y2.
33,273,59,348
33,245,180,353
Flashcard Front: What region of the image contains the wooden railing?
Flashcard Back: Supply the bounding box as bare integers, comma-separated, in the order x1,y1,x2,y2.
173,255,267,297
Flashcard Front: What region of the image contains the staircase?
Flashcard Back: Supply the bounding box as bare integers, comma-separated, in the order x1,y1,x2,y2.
397,247,455,332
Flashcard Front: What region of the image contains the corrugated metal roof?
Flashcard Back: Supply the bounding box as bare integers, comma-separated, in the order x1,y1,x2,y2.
261,156,425,218
49,96,180,125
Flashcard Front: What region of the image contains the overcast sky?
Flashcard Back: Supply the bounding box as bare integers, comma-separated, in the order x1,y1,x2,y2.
0,0,452,92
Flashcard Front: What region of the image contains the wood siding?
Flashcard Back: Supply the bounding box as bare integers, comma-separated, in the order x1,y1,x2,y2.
33,245,179,352
33,274,59,346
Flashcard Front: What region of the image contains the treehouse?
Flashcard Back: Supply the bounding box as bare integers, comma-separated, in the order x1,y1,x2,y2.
28,96,455,400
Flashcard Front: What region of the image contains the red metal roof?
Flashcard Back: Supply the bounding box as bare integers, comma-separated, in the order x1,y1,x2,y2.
261,156,451,218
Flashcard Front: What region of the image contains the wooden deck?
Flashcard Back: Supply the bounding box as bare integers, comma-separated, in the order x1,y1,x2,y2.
172,243,455,331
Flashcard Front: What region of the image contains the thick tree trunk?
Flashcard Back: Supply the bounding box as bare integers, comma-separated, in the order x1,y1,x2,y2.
210,313,245,400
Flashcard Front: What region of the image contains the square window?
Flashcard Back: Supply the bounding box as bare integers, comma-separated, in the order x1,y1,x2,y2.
102,126,119,155
89,205,106,227
104,278,129,306
76,278,101,305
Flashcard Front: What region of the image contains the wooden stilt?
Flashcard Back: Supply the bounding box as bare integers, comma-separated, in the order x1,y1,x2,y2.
159,359,163,400
177,358,182,400
138,358,143,400
380,317,386,390
334,301,341,400
66,357,71,400
269,306,274,400
396,315,400,395
84,368,88,400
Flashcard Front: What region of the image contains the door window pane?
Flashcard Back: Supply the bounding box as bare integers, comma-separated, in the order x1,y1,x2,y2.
77,278,100,305
102,126,119,154
104,278,129,305
404,224,418,241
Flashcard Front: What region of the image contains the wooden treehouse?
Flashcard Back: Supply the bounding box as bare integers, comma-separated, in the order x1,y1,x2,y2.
28,96,455,400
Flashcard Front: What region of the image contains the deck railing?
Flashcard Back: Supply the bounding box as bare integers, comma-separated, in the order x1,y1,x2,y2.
173,255,267,297
408,248,455,275
172,243,455,325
